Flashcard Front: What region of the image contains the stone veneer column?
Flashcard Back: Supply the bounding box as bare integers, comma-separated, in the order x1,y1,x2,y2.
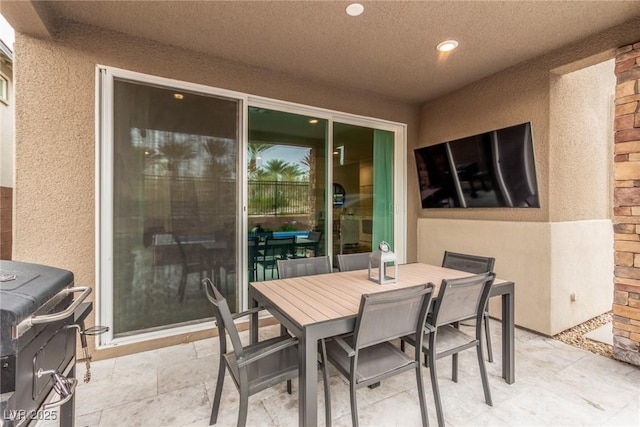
613,41,640,366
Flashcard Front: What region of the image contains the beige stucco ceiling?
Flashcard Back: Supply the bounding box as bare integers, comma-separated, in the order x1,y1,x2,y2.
3,1,640,103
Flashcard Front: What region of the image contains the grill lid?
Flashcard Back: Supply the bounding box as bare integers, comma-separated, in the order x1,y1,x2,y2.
0,260,74,348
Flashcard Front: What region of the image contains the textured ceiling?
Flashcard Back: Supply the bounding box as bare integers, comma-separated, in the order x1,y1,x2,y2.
7,1,640,103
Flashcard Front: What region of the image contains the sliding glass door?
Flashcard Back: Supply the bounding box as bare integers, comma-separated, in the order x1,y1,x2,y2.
99,69,405,345
103,73,241,338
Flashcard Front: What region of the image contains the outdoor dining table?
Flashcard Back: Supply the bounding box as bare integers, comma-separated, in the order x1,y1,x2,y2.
249,262,515,427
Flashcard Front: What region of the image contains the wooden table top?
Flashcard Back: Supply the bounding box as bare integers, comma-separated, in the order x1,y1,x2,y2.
250,262,506,328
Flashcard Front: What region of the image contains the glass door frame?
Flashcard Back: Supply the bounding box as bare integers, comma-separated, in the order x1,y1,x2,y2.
97,66,406,348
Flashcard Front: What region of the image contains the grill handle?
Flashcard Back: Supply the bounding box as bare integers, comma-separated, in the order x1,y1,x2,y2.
13,286,92,338
37,370,78,411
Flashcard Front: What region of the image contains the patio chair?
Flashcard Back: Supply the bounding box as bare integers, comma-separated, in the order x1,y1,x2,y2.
276,256,333,341
336,252,372,272
277,256,332,279
320,284,434,427
442,251,496,362
203,278,331,426
401,273,495,427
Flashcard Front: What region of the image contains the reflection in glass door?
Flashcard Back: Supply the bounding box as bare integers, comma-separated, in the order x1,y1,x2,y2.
332,123,394,257
247,107,328,281
110,78,240,337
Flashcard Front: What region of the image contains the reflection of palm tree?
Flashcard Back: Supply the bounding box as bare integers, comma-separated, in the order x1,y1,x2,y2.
158,135,199,175
203,138,234,179
152,135,200,236
248,143,271,179
261,159,305,181
303,149,317,228
281,164,305,181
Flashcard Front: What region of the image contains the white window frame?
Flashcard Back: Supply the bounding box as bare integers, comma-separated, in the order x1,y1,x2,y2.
0,73,8,105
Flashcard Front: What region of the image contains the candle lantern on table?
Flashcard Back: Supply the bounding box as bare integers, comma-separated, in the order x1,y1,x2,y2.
368,241,397,285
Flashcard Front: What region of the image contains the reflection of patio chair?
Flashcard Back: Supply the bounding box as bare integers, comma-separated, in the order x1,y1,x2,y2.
170,177,209,301
256,237,295,280
173,234,208,302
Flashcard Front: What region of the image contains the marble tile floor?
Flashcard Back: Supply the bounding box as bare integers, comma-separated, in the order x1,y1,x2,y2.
38,322,639,427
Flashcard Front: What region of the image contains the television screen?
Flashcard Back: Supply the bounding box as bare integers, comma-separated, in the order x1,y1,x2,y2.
415,122,539,208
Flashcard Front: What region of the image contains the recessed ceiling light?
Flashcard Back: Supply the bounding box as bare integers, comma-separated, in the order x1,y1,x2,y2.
308,118,319,124
173,93,184,100
346,3,364,17
436,40,459,52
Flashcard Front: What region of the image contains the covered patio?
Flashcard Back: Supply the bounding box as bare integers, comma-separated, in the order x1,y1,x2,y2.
1,2,640,425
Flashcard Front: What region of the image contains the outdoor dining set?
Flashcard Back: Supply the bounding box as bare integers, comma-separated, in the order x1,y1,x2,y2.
203,250,515,427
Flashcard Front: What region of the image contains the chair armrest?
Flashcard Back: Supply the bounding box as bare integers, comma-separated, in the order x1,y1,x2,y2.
332,336,356,358
231,306,264,320
236,337,298,368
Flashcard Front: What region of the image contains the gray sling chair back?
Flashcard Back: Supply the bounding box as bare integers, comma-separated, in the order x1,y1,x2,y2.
401,272,495,427
336,252,372,272
320,284,435,427
203,278,331,426
276,255,332,278
441,251,496,362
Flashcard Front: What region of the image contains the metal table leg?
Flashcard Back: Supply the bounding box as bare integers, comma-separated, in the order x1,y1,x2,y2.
501,283,515,384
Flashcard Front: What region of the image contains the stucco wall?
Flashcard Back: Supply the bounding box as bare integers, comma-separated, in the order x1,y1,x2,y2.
549,60,615,221
549,220,613,333
12,22,420,348
417,218,552,332
416,218,613,335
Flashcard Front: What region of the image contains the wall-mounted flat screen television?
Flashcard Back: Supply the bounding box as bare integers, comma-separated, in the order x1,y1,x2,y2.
415,122,539,208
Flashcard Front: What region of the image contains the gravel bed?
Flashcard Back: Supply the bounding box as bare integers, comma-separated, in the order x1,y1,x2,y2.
552,311,613,358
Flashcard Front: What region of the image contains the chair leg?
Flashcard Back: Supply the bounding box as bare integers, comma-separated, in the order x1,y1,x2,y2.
287,379,292,395
178,270,188,303
484,314,494,363
415,361,429,427
237,386,249,427
452,353,458,383
320,339,332,426
210,362,226,425
476,344,493,406
350,382,359,427
400,340,405,352
429,351,445,427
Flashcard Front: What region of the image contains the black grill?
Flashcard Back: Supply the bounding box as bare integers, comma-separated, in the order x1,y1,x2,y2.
0,261,95,427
